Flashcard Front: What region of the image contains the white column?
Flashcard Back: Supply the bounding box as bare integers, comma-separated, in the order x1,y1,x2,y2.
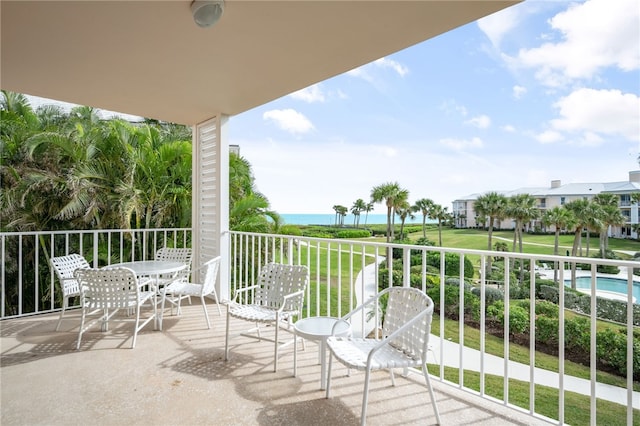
192,115,230,301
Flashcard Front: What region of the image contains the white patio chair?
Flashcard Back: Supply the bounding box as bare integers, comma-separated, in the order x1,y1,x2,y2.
159,256,222,330
50,253,91,331
74,267,156,349
225,263,309,372
325,287,441,426
154,247,193,308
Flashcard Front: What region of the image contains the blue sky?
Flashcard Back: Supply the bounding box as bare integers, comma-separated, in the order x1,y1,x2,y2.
228,0,640,214
25,0,639,216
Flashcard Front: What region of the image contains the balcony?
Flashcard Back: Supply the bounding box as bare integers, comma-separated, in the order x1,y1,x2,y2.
2,303,555,425
1,228,639,425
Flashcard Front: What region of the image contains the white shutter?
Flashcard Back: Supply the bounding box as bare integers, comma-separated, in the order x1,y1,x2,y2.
193,115,230,300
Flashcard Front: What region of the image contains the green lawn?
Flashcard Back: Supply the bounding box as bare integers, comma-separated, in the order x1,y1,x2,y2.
412,226,640,257
435,365,640,426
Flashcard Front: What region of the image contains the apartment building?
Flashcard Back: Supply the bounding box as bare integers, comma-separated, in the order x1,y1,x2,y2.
452,170,640,239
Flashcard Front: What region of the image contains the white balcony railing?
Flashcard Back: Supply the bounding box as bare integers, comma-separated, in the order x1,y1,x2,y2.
1,228,638,425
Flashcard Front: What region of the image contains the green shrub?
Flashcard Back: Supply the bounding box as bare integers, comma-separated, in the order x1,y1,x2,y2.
426,252,474,278
535,315,559,345
535,300,559,318
486,301,529,334
414,237,434,247
427,284,478,319
565,316,590,352
509,305,530,334
596,328,640,379
335,229,371,239
470,286,504,305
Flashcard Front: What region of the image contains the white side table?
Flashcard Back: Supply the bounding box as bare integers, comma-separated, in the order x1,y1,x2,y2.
293,316,350,390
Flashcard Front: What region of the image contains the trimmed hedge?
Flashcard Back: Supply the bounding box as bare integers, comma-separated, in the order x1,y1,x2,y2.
540,284,640,326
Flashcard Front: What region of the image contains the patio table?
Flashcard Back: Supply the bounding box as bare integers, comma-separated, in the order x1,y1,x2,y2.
294,316,351,390
106,260,187,329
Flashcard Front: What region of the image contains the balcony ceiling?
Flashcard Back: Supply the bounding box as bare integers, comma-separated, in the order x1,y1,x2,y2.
1,1,518,125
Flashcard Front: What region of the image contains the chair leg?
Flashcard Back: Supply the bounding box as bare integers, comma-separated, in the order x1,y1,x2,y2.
361,369,372,426
201,295,211,329
293,329,297,377
422,365,441,425
159,291,168,330
56,296,69,331
131,305,141,349
224,308,231,361
273,319,279,372
211,288,222,316
76,307,87,350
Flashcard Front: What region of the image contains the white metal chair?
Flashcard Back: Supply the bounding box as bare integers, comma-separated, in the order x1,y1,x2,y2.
325,287,441,426
154,247,193,285
225,263,309,372
159,256,222,330
74,267,156,349
154,247,193,309
50,253,91,331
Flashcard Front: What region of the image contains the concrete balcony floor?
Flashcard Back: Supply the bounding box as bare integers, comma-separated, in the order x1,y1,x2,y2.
2,301,552,426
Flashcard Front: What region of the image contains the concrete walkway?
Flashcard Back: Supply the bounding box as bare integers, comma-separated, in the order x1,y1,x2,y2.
430,335,640,409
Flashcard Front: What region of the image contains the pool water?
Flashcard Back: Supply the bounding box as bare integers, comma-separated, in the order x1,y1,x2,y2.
564,276,640,302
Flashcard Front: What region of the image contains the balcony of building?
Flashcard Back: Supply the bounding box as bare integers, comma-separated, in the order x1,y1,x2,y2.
2,228,639,425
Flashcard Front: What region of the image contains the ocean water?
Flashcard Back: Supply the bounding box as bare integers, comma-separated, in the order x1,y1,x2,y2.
280,213,430,226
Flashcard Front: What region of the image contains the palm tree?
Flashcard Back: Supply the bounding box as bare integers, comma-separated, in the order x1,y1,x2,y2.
395,201,414,239
332,205,344,227
430,204,449,246
473,192,508,274
631,192,640,239
230,193,280,232
564,199,595,289
593,193,624,254
565,199,598,257
351,198,367,228
371,182,408,243
413,198,434,238
363,202,374,226
542,206,575,283
506,194,540,254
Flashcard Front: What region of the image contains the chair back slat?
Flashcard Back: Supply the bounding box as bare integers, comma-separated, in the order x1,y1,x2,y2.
382,287,433,360
201,256,222,295
256,263,309,312
50,254,91,296
75,267,140,309
155,248,193,281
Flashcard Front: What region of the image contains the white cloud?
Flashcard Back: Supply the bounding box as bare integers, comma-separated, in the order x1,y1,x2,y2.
513,85,527,99
373,57,409,77
465,115,491,129
501,125,516,133
263,109,315,135
477,5,525,48
536,130,564,144
289,84,325,103
25,95,143,122
439,137,484,151
516,0,640,86
347,56,409,84
550,88,640,142
439,99,467,117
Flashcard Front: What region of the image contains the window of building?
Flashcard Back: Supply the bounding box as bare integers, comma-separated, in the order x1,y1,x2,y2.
560,197,565,205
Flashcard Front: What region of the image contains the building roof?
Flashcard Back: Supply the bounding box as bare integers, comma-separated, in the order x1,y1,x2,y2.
453,174,640,201
1,1,518,126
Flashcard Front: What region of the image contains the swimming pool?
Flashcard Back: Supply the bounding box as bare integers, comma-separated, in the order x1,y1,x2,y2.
564,276,640,302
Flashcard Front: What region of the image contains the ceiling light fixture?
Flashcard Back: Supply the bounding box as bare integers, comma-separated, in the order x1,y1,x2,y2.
191,0,225,28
